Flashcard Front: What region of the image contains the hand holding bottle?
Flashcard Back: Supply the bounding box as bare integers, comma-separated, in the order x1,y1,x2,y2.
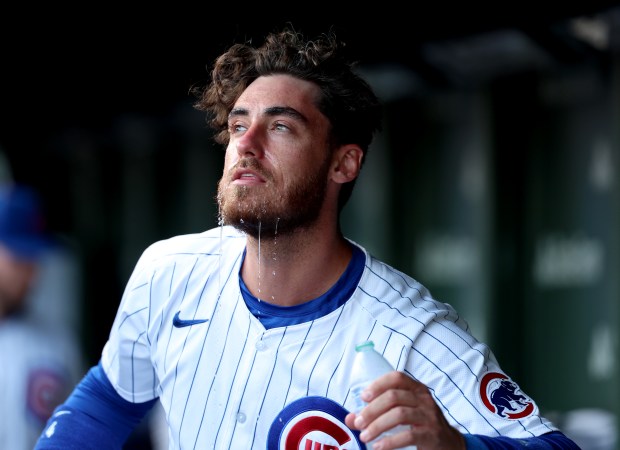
345,341,465,450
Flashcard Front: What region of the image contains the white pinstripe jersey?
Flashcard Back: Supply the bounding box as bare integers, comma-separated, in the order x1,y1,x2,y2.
101,225,558,449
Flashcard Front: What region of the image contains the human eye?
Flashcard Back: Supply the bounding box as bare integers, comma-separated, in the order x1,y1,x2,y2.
273,121,290,132
228,121,247,135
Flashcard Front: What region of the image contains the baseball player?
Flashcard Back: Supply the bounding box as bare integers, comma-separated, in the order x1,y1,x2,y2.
35,28,579,449
0,184,83,450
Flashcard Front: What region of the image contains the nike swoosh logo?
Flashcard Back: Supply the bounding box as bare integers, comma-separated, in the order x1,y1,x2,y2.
172,311,209,328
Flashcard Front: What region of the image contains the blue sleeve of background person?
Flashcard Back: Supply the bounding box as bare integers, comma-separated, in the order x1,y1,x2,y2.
34,360,158,449
464,431,580,450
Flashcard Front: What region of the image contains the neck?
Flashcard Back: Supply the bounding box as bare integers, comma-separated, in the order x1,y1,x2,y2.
240,224,352,307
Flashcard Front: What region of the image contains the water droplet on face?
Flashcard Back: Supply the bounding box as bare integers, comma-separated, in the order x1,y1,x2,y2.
257,221,262,298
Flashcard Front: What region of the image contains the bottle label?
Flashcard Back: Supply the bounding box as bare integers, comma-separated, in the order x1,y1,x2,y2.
351,383,367,413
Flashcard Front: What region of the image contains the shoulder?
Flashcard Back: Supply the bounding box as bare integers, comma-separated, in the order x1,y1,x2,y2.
134,225,246,269
354,243,456,318
349,242,472,343
144,225,245,257
119,226,246,291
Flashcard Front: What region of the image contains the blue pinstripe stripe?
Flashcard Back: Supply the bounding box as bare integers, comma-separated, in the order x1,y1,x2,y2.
410,348,497,434
225,310,260,447
284,322,314,406
212,300,250,449
305,306,345,396
250,329,288,448
325,342,346,398
159,249,239,448
163,258,199,373
359,265,491,370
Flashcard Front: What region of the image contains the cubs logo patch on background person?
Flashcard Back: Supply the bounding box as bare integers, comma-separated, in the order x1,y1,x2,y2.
267,396,365,450
27,368,66,424
479,372,536,420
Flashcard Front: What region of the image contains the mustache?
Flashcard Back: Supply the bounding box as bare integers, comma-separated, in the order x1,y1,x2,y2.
229,158,272,181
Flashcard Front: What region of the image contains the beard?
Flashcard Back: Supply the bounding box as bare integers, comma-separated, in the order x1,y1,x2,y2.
217,156,331,238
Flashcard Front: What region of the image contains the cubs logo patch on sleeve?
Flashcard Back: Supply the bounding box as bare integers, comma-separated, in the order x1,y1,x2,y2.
479,372,536,420
267,396,365,450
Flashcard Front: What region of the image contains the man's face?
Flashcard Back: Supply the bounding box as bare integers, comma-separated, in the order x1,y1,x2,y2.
217,74,333,238
0,244,36,317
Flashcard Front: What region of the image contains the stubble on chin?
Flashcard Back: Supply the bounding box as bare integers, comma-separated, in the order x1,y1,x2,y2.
217,181,270,235
216,154,330,238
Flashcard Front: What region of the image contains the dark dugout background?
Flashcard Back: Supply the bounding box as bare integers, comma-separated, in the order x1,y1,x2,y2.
1,4,619,449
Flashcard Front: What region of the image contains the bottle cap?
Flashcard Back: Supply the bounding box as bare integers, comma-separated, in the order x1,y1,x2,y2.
355,341,375,352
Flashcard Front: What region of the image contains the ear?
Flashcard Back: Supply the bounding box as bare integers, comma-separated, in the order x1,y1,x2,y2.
331,144,363,184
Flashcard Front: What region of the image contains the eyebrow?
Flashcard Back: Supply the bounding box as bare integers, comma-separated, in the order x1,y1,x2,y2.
228,106,308,123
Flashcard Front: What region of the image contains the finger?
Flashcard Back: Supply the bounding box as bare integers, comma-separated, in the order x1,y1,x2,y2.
361,385,417,425
357,401,412,443
362,371,424,402
344,411,358,430
369,424,416,450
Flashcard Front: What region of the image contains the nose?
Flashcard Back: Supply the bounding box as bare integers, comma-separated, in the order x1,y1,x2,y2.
235,124,264,159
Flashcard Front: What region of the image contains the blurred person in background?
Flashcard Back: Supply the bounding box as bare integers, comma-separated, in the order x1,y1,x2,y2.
0,183,84,450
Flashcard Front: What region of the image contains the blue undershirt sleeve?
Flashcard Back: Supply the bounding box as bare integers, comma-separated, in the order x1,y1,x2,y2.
464,431,581,450
34,360,158,450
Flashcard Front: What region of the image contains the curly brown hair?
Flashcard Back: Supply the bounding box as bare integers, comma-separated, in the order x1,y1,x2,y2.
192,27,383,211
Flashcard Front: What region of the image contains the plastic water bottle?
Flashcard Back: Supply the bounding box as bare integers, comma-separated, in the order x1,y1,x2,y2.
350,340,416,450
